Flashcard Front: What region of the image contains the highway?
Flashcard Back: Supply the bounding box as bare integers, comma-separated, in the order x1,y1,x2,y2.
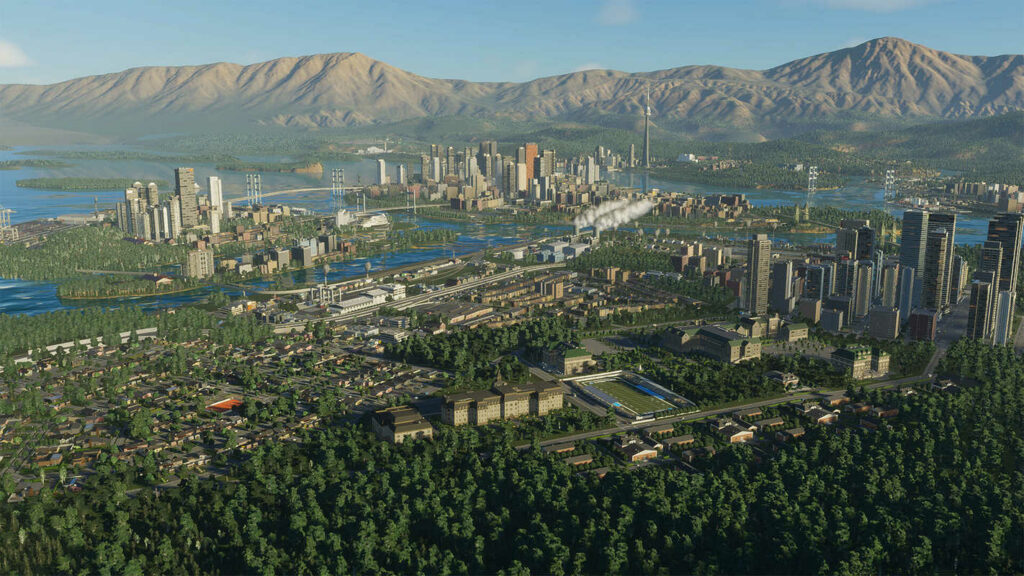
252,233,557,296
272,262,566,333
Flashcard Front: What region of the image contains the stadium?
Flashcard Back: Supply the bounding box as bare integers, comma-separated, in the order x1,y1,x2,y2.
564,370,697,422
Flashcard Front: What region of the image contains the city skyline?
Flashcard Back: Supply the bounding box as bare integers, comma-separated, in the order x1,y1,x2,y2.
0,0,1021,85
0,4,1022,572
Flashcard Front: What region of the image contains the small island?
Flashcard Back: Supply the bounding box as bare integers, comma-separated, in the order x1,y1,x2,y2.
16,177,170,191
214,160,324,174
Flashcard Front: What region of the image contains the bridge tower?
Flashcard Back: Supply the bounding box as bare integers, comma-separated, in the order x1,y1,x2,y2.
245,173,262,206
0,205,17,243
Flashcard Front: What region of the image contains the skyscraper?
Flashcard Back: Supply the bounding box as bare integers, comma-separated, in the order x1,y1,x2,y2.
854,261,874,319
979,241,1004,297
376,159,388,186
928,212,957,309
836,228,858,258
835,259,858,297
949,254,969,302
208,176,223,233
585,156,599,185
770,260,794,313
804,264,830,301
175,167,198,228
745,234,771,315
967,272,996,341
207,176,223,213
145,182,160,207
922,228,951,311
899,210,929,306
881,262,900,308
986,213,1023,294
993,291,1015,345
898,266,916,324
642,85,651,169
855,226,876,261
524,143,538,181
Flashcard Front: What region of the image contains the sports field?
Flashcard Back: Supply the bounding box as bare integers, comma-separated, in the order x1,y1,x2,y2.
589,379,674,416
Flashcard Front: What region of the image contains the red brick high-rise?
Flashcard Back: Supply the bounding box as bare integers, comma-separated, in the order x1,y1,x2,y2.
524,143,538,181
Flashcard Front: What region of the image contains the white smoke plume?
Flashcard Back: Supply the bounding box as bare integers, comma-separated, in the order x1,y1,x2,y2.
574,198,655,233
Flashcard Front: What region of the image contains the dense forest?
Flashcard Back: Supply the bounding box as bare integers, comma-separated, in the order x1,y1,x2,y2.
0,340,1019,574
602,346,852,406
0,227,188,282
0,305,271,359
15,178,170,191
14,149,235,163
567,243,674,273
0,159,71,171
385,316,573,392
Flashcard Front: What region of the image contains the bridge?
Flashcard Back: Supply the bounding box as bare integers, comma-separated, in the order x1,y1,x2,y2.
224,185,443,212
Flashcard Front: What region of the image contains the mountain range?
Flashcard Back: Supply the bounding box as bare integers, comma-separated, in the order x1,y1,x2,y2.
0,37,1021,142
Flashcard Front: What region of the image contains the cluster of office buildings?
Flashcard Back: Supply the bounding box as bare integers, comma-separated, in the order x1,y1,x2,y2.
738,210,1021,344
116,168,227,241
965,213,1023,344
413,141,635,211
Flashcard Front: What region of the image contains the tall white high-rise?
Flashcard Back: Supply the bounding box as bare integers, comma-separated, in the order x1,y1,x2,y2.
585,156,599,185
207,176,223,234
376,159,388,186
208,176,223,212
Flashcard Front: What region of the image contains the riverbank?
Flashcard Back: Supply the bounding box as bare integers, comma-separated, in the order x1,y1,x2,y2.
58,283,208,301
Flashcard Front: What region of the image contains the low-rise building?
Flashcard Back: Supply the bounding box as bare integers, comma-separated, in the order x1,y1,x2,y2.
662,325,761,364
611,435,660,462
543,347,594,375
371,405,434,443
765,370,801,391
830,346,870,379
442,382,563,426
780,322,808,342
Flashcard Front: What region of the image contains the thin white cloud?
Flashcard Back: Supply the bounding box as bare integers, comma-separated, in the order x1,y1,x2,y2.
512,60,539,81
573,62,605,72
597,0,638,25
811,0,938,12
0,40,31,67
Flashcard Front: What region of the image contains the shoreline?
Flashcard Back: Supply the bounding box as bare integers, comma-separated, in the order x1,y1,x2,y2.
58,284,207,301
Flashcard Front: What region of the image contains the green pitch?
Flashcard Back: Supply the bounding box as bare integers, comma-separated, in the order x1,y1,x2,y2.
590,379,673,415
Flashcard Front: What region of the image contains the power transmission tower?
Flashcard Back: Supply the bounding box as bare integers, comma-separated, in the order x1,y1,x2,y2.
331,168,344,212
884,169,897,197
0,206,17,243
246,173,262,206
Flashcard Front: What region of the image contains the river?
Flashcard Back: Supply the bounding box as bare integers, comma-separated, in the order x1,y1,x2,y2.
0,146,1005,316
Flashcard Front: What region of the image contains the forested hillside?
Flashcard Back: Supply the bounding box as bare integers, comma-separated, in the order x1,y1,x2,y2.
0,340,1020,574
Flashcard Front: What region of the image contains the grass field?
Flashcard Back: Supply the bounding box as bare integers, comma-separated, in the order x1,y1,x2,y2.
590,379,673,416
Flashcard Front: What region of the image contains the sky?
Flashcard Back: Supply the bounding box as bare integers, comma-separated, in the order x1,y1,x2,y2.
0,0,1020,85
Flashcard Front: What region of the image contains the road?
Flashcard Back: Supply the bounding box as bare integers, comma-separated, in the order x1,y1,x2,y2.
250,232,555,296
524,371,929,450
273,262,566,332
522,298,973,449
